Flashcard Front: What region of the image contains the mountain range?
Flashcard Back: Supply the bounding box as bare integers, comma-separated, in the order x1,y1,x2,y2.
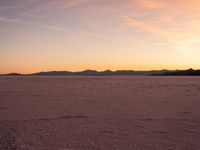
1,69,200,76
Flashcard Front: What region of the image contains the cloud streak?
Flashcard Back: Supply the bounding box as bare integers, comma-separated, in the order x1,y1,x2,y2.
0,0,38,12
28,0,89,13
0,16,68,32
133,0,167,9
0,16,20,23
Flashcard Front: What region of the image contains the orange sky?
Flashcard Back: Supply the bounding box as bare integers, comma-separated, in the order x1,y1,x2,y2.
0,0,200,73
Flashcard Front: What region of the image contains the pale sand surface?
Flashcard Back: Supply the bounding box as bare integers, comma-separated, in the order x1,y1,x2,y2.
0,76,200,150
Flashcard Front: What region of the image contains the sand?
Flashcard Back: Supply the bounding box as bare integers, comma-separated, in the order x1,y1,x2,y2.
0,76,200,150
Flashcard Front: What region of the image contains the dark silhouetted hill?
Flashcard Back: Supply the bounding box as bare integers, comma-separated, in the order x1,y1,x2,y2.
32,71,73,76
30,69,171,76
0,69,169,76
0,73,22,76
152,68,200,76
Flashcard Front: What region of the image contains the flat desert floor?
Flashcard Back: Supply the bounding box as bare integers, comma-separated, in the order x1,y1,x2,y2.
0,76,200,150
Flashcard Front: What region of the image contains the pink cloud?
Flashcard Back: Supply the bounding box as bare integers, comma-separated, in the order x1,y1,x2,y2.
121,16,168,35
133,0,167,9
0,16,20,23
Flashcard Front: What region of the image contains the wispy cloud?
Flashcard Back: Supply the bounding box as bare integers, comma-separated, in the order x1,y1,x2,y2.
20,12,44,18
0,0,38,12
0,6,21,12
121,16,164,34
28,0,89,12
0,16,20,23
36,24,68,32
121,16,172,41
121,0,200,43
132,0,167,9
0,16,68,32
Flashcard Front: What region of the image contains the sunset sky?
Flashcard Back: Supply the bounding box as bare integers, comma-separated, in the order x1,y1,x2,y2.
0,0,200,73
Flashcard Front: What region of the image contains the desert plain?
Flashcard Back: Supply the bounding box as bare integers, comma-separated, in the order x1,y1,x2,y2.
0,76,200,150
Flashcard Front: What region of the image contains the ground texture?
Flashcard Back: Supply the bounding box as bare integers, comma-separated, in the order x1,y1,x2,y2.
0,76,200,150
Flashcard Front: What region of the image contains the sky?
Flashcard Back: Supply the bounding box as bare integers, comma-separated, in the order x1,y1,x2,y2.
0,0,200,73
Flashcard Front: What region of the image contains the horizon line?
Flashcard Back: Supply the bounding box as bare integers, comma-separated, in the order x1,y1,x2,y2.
1,68,198,75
